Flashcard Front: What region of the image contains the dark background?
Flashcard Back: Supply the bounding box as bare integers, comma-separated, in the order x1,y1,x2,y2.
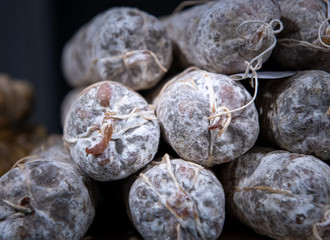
0,2,279,238
0,0,182,134
0,2,185,237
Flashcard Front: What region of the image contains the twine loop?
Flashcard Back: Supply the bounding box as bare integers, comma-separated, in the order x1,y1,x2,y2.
313,208,330,240
210,18,283,119
278,1,330,51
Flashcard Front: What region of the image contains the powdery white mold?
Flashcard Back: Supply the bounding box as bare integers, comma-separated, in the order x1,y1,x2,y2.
60,87,83,128
219,147,330,240
156,69,259,167
62,7,172,90
257,70,330,161
0,135,96,240
128,156,225,240
64,81,160,181
274,0,330,71
162,0,281,74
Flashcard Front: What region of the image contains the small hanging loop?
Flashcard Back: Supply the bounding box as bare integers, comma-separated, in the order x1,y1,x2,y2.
318,18,330,48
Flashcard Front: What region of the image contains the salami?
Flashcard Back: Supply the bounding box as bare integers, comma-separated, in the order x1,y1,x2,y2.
156,69,259,166
64,81,160,181
274,0,330,71
62,7,172,90
257,70,330,160
0,135,97,240
219,147,330,240
162,0,281,74
128,155,225,240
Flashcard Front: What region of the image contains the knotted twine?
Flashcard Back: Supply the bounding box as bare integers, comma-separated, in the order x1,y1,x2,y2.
212,18,283,118
209,19,283,121
140,154,206,240
313,207,330,240
278,0,330,50
204,19,283,166
65,104,157,151
168,0,284,141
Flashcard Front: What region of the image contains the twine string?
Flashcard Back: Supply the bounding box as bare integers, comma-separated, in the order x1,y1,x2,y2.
210,19,283,120
318,18,330,48
97,49,167,74
279,1,330,50
313,208,330,240
123,50,168,72
65,107,156,145
140,154,206,240
2,199,33,214
10,155,41,170
172,0,215,14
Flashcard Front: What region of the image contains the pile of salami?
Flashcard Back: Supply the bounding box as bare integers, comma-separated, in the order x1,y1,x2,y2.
0,0,329,239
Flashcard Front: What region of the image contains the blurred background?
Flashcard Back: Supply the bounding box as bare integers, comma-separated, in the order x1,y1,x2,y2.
0,0,182,134
0,2,278,238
